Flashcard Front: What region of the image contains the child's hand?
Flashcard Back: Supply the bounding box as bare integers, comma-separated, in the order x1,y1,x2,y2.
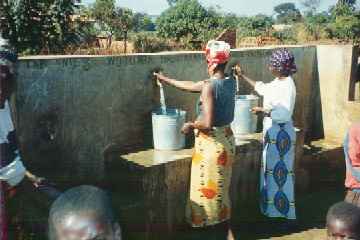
233,64,243,78
26,171,45,188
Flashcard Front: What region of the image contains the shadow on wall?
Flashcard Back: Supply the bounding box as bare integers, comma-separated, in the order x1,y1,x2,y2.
349,50,360,102
306,51,324,143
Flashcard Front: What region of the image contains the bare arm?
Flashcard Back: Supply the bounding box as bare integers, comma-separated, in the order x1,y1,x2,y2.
25,170,44,187
153,72,205,93
233,64,258,88
192,82,214,130
241,74,257,88
181,82,213,134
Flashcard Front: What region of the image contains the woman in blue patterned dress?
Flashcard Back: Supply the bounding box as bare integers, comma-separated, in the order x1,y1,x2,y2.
235,48,297,220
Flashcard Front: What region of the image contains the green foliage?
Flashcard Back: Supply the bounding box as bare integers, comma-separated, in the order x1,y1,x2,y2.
1,0,79,54
274,2,302,24
113,7,134,52
337,0,356,6
91,1,135,51
133,13,156,32
329,14,360,41
238,15,274,37
216,13,240,29
72,20,98,47
113,7,134,37
326,2,360,41
272,27,297,43
156,0,219,40
304,12,331,40
72,4,99,43
132,32,171,53
330,2,355,17
0,1,18,46
91,0,116,36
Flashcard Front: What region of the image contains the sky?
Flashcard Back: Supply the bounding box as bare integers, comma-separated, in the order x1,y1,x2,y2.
80,0,340,15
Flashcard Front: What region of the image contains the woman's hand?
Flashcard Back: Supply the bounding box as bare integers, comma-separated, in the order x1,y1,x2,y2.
233,64,244,78
153,72,169,84
251,107,265,114
251,107,271,116
181,122,194,134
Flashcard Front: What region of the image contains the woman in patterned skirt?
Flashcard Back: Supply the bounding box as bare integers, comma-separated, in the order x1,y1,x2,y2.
236,48,297,221
154,40,236,239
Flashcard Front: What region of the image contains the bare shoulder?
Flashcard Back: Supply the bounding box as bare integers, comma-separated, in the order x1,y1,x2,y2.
201,80,214,95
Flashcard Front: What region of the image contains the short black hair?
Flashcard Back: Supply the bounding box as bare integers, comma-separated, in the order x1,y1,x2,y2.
48,185,116,239
327,201,360,235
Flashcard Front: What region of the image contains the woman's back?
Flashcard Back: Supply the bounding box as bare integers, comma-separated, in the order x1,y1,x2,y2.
205,77,236,127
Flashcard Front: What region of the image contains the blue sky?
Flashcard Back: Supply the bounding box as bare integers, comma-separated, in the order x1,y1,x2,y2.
80,0,340,15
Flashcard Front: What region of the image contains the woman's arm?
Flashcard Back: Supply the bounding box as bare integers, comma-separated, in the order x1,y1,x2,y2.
233,64,257,88
182,82,214,133
154,72,205,93
241,74,257,88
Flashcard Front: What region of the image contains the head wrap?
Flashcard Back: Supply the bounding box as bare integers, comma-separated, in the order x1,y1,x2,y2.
0,34,18,67
269,48,297,76
205,40,230,69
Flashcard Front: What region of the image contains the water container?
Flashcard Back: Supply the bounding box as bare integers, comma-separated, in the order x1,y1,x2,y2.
231,95,259,135
152,108,186,150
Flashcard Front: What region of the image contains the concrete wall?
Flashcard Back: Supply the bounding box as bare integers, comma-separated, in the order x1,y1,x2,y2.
15,46,317,181
317,45,360,143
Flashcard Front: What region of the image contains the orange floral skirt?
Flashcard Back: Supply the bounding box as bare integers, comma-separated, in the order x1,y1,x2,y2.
187,125,235,227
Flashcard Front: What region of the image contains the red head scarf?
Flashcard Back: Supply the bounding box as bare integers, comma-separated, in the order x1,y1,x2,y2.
205,40,231,69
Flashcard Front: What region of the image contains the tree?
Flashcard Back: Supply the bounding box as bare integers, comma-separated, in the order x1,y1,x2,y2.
156,0,218,40
328,0,360,41
1,0,79,54
304,12,331,40
53,0,80,48
218,13,240,29
72,5,99,47
274,2,302,24
337,0,356,5
329,14,360,41
330,0,356,17
238,15,274,37
15,0,44,53
301,0,321,15
91,0,116,48
114,7,134,53
0,1,19,48
133,13,156,32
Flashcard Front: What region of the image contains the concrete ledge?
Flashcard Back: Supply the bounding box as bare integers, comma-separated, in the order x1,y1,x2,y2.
105,133,264,239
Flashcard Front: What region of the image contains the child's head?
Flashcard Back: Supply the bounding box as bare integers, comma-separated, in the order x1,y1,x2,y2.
268,48,297,78
326,201,360,240
48,185,121,240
